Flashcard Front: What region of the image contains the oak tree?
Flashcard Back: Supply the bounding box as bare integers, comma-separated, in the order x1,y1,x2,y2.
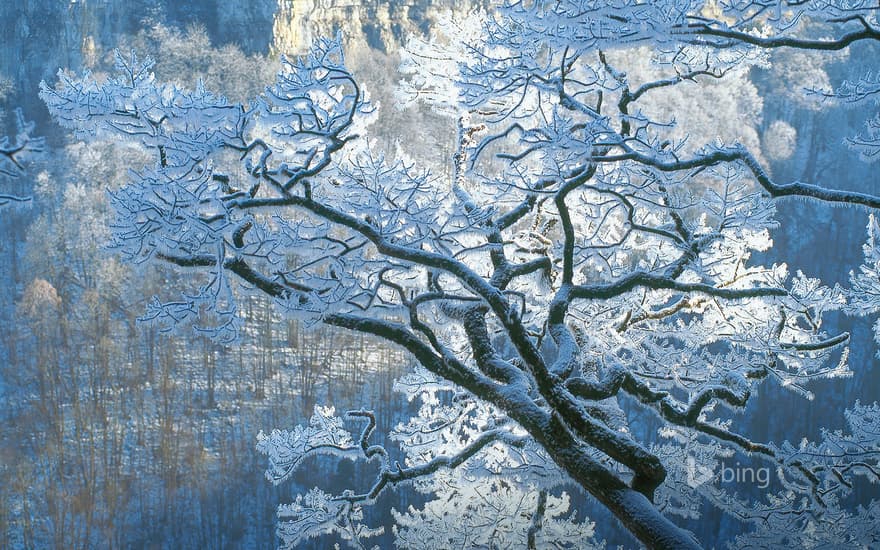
42,2,880,547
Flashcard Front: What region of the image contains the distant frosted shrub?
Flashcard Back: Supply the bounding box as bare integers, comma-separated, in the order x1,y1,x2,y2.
764,120,797,161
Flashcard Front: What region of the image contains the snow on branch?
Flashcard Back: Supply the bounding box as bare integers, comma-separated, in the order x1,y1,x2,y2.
258,397,560,548
0,109,44,208
0,109,43,178
256,405,356,485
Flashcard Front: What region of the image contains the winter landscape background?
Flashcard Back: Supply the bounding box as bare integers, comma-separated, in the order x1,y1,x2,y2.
1,1,879,548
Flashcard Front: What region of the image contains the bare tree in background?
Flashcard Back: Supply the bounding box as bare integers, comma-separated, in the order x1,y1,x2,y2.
0,109,42,206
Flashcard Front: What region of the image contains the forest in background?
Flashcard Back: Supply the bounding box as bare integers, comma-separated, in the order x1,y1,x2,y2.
1,1,879,548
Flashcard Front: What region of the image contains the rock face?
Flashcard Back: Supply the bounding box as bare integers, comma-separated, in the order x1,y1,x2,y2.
165,0,278,53
271,0,449,56
0,0,275,124
1,0,471,131
0,1,145,118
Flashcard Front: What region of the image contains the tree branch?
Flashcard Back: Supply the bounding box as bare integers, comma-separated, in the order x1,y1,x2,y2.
684,21,880,51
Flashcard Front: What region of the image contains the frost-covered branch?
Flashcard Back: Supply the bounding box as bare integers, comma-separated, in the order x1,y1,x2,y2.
0,109,43,206
683,17,880,51
595,145,880,209
569,270,787,301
